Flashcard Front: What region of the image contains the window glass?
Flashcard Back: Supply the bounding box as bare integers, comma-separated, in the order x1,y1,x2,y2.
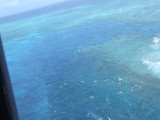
0,0,160,119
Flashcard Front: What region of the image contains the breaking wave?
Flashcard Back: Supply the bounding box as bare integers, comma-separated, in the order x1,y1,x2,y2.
142,37,160,78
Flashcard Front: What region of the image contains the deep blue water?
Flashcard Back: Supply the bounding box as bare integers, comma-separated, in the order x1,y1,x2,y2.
1,0,160,120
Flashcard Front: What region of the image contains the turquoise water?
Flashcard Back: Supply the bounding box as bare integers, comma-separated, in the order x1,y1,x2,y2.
1,0,160,120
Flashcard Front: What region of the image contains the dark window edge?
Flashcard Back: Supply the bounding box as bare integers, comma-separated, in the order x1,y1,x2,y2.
0,35,19,120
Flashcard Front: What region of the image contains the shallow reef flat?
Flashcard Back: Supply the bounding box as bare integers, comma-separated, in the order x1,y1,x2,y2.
68,35,160,119
80,34,160,95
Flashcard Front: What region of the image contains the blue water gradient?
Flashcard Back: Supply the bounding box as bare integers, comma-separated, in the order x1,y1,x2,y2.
1,0,160,120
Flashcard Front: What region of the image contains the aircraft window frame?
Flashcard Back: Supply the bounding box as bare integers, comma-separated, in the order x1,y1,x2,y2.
0,35,19,120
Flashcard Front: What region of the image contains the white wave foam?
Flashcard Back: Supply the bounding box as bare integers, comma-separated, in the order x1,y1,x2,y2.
118,78,122,81
153,37,160,43
142,37,160,78
151,37,160,49
143,60,160,68
142,60,151,64
142,59,160,78
87,112,103,120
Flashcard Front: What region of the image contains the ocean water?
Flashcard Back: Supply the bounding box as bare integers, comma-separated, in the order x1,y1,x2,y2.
1,0,160,120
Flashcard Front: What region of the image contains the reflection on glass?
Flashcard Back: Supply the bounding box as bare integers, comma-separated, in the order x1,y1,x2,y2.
0,0,160,120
